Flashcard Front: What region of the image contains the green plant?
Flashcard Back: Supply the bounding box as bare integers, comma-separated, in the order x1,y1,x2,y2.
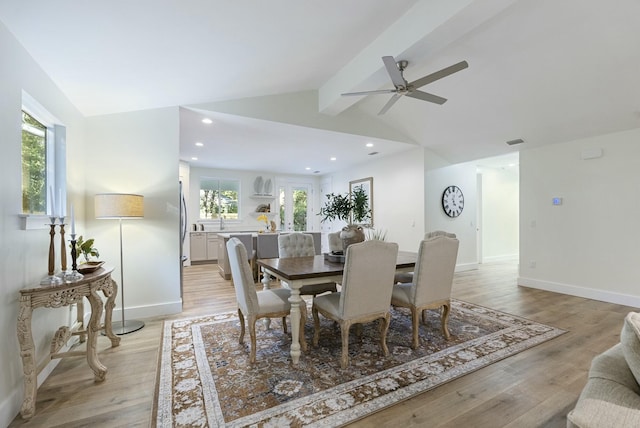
366,228,387,241
318,186,371,224
71,236,100,263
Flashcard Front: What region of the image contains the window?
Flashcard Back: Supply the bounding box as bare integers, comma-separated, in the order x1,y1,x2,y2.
199,178,240,220
21,111,47,214
21,91,67,224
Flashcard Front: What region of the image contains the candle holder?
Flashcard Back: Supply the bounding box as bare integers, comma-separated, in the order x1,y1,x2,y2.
64,233,84,282
59,218,67,271
56,219,70,280
41,217,63,286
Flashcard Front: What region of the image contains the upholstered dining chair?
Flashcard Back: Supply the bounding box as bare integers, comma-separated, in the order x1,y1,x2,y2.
394,230,457,284
278,233,338,297
256,233,279,283
230,233,257,280
312,240,399,368
391,234,459,349
227,237,307,363
328,231,342,253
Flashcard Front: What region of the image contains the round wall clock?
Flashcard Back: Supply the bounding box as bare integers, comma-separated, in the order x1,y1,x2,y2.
441,185,464,218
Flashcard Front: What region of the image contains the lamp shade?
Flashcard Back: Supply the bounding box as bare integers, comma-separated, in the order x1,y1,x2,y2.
95,193,144,219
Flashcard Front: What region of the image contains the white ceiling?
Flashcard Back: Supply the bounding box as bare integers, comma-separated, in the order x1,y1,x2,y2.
1,0,639,174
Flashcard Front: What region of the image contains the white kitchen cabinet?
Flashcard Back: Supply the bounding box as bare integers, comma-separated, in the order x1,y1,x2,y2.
206,233,219,261
191,232,219,263
190,232,207,262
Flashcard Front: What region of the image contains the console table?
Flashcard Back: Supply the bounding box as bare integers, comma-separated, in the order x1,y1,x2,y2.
17,266,121,419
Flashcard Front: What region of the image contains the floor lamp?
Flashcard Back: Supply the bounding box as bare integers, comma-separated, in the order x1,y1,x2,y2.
95,193,145,335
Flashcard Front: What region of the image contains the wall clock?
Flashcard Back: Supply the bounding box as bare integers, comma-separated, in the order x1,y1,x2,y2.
442,185,464,218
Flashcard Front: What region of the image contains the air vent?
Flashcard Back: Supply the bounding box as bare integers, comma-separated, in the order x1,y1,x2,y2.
506,138,524,146
368,151,379,156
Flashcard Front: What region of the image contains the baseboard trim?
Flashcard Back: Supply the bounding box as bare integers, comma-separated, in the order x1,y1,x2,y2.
518,276,640,308
456,262,478,272
110,300,183,321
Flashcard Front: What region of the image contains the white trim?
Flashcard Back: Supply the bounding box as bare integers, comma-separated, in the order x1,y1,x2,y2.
19,214,51,230
518,276,640,308
456,262,478,272
109,300,183,321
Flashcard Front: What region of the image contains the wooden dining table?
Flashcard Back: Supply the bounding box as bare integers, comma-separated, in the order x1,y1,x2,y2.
256,251,417,364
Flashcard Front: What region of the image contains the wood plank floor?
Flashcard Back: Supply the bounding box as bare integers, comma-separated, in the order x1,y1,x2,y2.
9,260,634,427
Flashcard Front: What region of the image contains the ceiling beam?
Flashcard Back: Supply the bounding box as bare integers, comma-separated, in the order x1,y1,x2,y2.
318,0,519,116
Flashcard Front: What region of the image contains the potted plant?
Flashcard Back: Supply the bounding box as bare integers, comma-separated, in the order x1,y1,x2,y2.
71,236,100,264
319,186,371,252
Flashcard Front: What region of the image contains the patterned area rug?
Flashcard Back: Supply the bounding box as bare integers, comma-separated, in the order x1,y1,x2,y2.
155,299,565,427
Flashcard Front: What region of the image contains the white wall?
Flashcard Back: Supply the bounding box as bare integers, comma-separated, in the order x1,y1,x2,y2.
425,162,478,270
0,21,86,425
324,147,427,251
84,108,182,320
480,166,519,261
519,128,640,307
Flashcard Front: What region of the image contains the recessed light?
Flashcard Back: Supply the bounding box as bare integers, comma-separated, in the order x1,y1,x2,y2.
202,118,213,124
191,157,198,160
195,142,204,147
330,157,337,161
305,167,311,170
366,142,374,148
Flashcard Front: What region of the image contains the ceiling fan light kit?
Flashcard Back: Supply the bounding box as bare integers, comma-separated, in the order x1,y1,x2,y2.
341,56,469,115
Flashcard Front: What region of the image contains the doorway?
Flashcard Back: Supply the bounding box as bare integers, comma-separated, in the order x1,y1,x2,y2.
277,181,313,232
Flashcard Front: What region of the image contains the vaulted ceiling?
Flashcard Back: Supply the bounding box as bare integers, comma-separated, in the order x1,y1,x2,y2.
1,0,639,174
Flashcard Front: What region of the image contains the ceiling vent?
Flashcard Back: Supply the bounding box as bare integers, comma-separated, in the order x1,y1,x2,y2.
368,151,379,156
506,138,525,146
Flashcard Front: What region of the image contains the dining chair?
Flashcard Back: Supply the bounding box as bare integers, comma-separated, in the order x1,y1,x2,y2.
394,230,457,284
256,233,279,283
226,237,307,364
312,240,399,368
391,234,459,349
278,233,338,297
230,233,257,280
328,231,342,253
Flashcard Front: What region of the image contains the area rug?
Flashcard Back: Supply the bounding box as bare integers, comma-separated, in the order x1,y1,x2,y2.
154,299,565,427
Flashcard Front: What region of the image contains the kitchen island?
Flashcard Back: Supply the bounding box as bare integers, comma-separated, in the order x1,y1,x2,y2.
217,231,321,280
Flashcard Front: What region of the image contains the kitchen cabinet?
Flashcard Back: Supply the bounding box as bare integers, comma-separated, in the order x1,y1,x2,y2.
218,238,228,279
190,232,207,262
206,233,219,261
190,232,219,263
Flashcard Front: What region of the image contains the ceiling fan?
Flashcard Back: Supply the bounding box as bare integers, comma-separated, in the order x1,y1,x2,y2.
341,56,469,115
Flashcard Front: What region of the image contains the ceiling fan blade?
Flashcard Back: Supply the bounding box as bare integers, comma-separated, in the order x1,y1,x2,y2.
382,56,406,88
406,90,447,105
409,60,469,89
378,94,402,115
341,89,397,96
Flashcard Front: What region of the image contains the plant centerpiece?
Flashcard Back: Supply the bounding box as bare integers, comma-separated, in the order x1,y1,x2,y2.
71,236,100,264
319,185,372,252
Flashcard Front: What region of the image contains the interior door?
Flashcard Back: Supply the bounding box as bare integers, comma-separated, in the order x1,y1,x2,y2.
278,182,312,232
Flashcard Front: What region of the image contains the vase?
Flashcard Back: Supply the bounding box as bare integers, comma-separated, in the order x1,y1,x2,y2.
340,225,365,251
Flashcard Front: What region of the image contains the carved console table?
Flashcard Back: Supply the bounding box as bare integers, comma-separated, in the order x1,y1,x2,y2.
17,266,121,420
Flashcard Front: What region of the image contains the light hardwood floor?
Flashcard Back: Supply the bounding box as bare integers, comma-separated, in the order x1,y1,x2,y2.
9,260,633,427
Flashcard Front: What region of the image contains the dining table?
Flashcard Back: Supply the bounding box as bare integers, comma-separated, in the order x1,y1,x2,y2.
256,250,417,364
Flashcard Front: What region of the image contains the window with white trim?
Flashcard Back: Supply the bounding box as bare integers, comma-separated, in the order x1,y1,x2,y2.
21,91,67,221
199,178,240,220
